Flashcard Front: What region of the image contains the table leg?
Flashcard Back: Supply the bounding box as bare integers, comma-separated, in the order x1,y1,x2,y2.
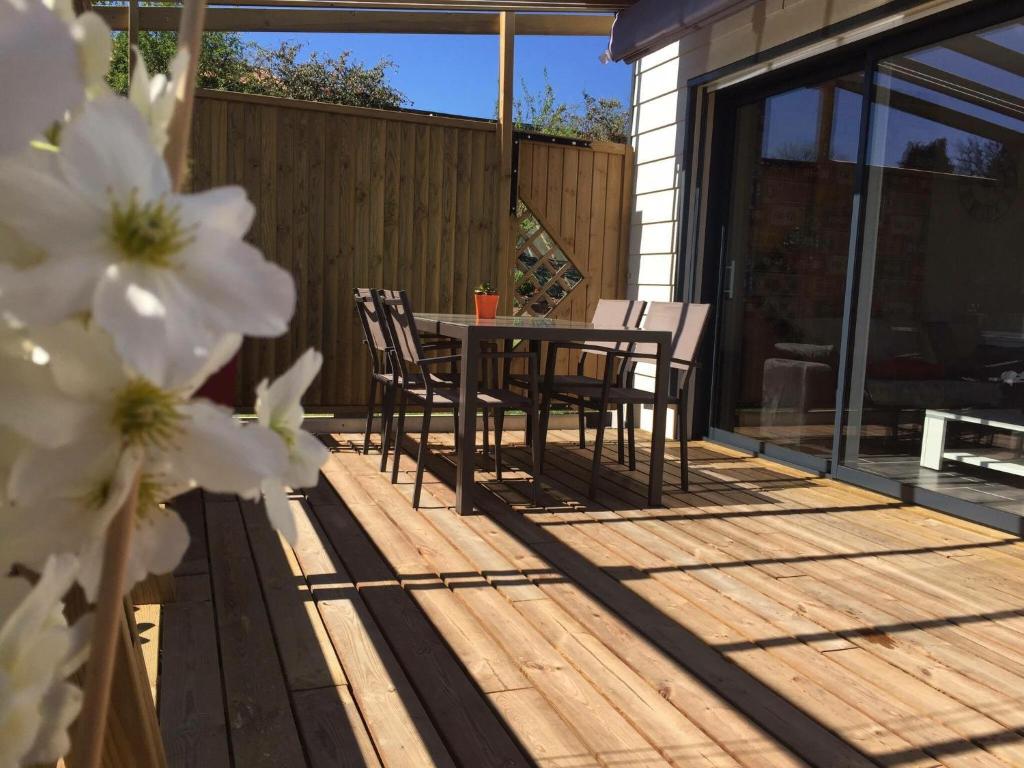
456,330,480,515
648,337,671,507
526,339,541,447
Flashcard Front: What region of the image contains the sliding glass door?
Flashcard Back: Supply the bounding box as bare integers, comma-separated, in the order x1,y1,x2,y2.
841,16,1024,515
709,8,1024,524
714,73,863,460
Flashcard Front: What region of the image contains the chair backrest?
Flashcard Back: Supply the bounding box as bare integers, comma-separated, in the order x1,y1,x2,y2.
375,289,426,379
634,302,712,370
353,288,389,353
585,298,647,353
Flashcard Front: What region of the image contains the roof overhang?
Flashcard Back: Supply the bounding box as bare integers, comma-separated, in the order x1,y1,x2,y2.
608,0,756,62
98,2,619,34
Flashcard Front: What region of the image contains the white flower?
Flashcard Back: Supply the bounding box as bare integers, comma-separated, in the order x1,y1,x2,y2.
0,97,296,383
0,322,288,598
43,0,113,100
0,554,89,768
256,349,328,544
130,48,187,153
0,0,83,156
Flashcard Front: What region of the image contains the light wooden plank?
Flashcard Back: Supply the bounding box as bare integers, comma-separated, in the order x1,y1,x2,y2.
318,597,457,768
134,604,160,704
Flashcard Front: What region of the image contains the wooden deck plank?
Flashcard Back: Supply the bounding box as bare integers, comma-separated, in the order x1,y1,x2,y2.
135,604,160,705
205,498,308,767
292,686,383,768
153,430,1024,768
240,499,348,692
158,599,230,768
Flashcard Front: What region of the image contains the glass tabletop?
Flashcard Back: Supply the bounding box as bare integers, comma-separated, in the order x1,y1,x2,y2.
414,312,635,330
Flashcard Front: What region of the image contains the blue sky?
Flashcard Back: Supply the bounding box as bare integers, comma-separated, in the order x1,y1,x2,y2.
242,32,632,118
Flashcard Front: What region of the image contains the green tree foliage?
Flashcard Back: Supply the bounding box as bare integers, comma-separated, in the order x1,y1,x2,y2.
514,69,630,144
107,31,407,109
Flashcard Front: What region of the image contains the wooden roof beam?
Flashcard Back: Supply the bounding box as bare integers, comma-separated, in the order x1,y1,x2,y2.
96,6,614,34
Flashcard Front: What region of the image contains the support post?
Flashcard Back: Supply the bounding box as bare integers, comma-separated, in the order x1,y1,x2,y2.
128,0,140,76
496,10,515,305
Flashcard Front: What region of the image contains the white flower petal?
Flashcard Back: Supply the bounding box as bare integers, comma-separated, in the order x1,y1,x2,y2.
0,255,104,328
78,502,188,601
257,348,322,430
59,97,170,202
29,321,128,400
0,148,104,255
168,401,287,495
285,428,328,490
0,0,83,155
176,186,255,238
0,355,100,446
260,479,297,545
178,231,296,338
70,11,112,99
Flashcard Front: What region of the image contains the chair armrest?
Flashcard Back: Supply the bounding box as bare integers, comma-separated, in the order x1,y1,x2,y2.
421,341,461,351
418,354,461,367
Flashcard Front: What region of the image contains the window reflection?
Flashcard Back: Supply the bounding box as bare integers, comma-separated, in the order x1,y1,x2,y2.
842,18,1024,513
715,74,863,456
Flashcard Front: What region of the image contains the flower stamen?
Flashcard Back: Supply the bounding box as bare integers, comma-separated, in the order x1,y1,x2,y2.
108,190,193,267
112,379,183,446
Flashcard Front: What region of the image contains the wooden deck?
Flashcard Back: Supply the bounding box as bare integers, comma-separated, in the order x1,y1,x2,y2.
143,428,1024,768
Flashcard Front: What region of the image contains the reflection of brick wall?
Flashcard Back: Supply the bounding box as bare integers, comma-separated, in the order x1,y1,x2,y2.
746,160,855,325
872,169,931,319
738,159,856,404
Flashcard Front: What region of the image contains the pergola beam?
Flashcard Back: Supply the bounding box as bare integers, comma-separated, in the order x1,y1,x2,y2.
169,0,628,10
96,5,614,34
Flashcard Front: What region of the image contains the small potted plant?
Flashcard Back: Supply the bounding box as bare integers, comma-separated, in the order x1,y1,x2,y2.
474,281,500,319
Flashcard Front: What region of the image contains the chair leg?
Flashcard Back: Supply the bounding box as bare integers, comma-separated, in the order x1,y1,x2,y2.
627,403,637,472
578,406,586,449
482,409,490,458
530,404,542,506
413,399,432,509
391,391,407,484
678,392,688,492
489,409,501,481
589,408,608,498
617,404,625,465
453,407,459,453
363,378,378,455
379,384,396,472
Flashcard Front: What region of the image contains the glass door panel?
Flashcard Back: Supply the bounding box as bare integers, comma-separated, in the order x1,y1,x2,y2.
842,17,1024,513
715,73,863,458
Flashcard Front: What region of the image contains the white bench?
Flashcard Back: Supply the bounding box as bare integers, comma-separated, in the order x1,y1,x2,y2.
920,409,1024,477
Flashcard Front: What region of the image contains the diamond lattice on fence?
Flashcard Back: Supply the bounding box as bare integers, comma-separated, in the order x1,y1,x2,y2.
512,199,586,317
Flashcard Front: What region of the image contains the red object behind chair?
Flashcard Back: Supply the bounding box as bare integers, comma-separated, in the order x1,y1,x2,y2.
196,354,239,407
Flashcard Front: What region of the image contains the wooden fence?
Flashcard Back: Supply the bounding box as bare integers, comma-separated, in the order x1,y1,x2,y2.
190,89,633,408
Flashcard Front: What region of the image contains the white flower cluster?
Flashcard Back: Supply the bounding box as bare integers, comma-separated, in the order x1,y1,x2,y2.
0,2,328,765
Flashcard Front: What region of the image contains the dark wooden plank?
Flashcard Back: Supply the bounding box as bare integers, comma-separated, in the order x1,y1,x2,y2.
205,498,307,767
159,599,230,768
293,686,383,768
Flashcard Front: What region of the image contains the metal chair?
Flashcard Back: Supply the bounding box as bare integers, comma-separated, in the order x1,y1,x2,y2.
542,302,711,497
353,288,458,471
375,289,543,508
520,299,645,465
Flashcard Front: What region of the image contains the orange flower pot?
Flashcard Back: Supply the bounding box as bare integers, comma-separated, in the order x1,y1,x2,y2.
474,293,499,319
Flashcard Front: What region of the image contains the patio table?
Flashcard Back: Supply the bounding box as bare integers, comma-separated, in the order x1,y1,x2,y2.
414,313,674,515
